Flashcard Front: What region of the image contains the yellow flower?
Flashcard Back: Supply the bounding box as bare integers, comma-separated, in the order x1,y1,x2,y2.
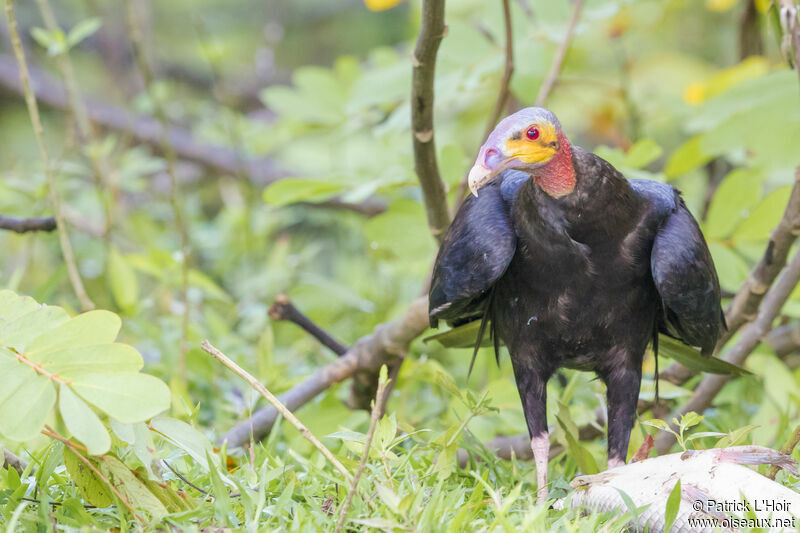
705,0,738,11
682,56,769,105
683,83,706,106
364,0,407,11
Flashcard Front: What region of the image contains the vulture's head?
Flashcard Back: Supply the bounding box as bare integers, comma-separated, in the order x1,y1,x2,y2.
468,107,574,199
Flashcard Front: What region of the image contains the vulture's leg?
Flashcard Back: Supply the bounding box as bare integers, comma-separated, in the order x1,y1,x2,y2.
514,368,551,502
603,365,641,469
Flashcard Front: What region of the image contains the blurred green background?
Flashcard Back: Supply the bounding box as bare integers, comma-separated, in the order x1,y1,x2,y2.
1,0,800,529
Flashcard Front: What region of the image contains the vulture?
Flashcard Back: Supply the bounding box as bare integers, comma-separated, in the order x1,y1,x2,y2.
429,108,724,502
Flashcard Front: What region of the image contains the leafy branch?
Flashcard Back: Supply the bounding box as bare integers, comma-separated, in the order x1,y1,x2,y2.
33,0,114,242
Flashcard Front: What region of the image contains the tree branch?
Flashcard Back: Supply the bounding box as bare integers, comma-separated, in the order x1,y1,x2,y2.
655,246,800,453
221,298,428,448
4,1,94,312
411,0,451,242
3,449,28,475
534,0,584,107
0,54,285,184
269,294,348,356
0,215,56,233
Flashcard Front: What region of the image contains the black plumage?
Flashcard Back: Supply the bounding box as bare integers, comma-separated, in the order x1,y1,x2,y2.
429,111,723,500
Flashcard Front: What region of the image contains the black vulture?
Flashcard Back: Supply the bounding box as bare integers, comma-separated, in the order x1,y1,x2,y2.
429,108,723,501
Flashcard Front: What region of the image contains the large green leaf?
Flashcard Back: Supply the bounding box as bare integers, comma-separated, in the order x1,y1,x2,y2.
59,385,110,455
71,374,170,424
658,335,750,376
0,291,170,451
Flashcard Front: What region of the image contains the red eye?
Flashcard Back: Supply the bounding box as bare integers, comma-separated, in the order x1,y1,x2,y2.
526,127,540,140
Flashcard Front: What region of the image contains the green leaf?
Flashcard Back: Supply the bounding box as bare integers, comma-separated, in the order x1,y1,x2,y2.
98,454,168,519
704,169,762,239
0,374,55,441
715,424,759,447
108,248,139,313
35,344,143,378
149,417,216,471
665,136,712,178
59,384,110,455
425,320,490,349
65,18,101,48
26,311,121,354
263,179,344,206
624,139,663,169
72,374,170,423
63,448,113,508
640,419,671,432
658,335,751,376
0,305,70,349
664,479,682,533
734,185,792,243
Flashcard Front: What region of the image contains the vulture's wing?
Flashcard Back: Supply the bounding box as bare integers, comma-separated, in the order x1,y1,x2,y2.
632,180,723,355
428,171,524,327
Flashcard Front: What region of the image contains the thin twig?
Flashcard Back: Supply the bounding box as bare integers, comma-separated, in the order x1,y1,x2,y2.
269,294,348,356
41,426,144,523
534,0,585,107
767,424,800,480
201,340,353,483
334,368,391,533
126,0,191,377
220,297,428,448
0,215,56,233
34,0,114,241
454,0,514,204
4,0,94,311
162,460,209,496
655,248,800,453
411,0,451,242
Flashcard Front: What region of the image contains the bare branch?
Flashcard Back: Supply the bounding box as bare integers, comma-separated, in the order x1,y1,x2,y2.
0,54,285,184
4,1,94,312
334,368,391,533
221,298,428,448
269,294,348,356
202,340,353,482
3,449,28,475
412,0,451,242
764,321,800,357
0,215,56,233
655,247,800,454
534,0,584,107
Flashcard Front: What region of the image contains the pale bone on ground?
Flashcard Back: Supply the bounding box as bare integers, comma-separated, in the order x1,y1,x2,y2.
555,446,800,533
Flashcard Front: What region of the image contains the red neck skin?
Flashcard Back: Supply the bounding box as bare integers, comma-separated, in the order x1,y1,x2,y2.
532,132,575,199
